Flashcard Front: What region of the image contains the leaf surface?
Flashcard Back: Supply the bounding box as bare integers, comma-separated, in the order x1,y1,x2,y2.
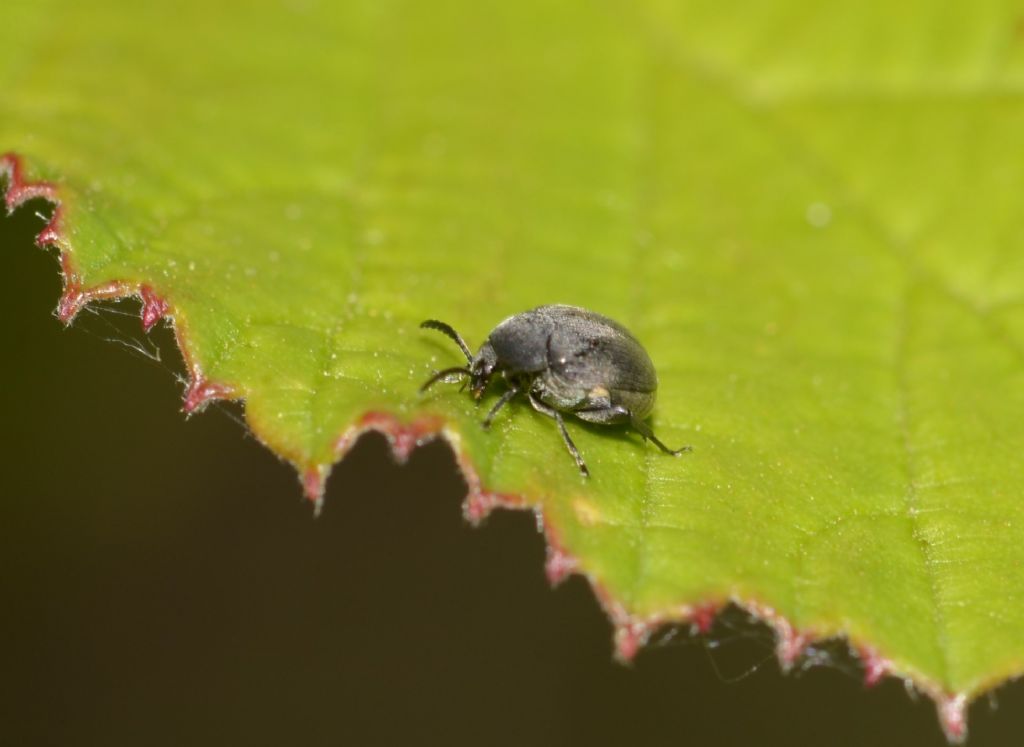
4,1,1024,737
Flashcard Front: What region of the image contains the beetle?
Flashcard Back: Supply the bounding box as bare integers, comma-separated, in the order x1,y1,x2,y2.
419,304,690,476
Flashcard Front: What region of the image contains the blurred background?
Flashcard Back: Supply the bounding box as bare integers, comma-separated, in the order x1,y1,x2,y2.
2,203,1021,746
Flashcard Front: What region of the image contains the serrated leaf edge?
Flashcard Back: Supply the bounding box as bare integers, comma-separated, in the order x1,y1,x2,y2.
0,151,984,743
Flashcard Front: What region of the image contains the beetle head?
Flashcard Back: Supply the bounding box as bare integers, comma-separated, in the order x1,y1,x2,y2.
468,343,498,400
420,318,495,397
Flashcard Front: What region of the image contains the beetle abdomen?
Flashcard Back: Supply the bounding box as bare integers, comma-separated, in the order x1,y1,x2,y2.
543,306,656,391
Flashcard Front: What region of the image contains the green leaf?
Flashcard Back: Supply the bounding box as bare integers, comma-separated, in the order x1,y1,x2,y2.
4,1,1024,738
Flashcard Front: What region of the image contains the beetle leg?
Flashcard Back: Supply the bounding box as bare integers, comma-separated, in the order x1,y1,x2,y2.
576,403,692,457
627,411,692,457
420,366,471,393
528,393,589,477
573,401,628,424
482,386,520,429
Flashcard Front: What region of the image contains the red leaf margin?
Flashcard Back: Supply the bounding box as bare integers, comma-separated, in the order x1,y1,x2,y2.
0,151,974,743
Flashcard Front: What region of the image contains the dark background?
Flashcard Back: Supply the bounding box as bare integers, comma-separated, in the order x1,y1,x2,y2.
1,200,1020,746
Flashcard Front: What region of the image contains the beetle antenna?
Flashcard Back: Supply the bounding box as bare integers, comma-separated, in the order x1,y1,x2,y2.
420,366,471,393
421,320,473,364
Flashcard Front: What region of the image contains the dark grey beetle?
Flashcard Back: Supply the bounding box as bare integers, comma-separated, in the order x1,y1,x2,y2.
420,304,690,476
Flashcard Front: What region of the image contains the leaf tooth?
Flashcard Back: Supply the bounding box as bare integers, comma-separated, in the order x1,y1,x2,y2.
182,373,235,414
332,412,445,466
690,602,718,635
140,285,170,333
857,645,893,688
56,279,87,323
613,619,652,663
56,277,133,324
937,693,968,744
35,218,62,247
302,465,328,516
1,152,59,213
462,490,525,525
544,544,579,587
